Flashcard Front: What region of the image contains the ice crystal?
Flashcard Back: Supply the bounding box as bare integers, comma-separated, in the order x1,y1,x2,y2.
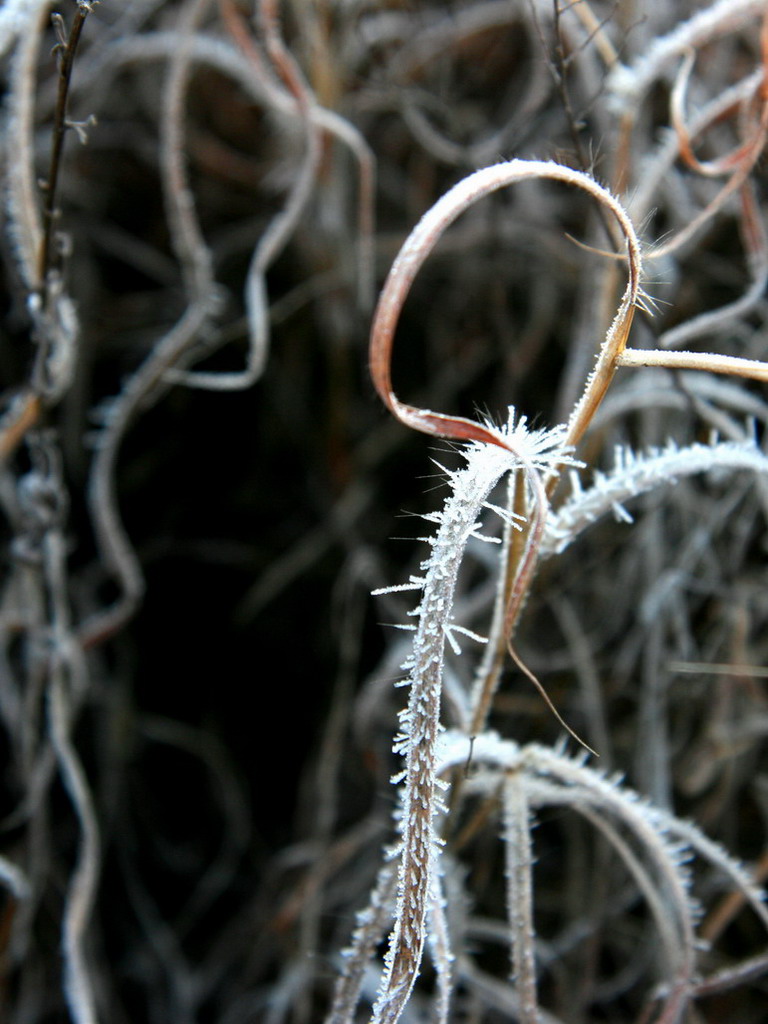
542,439,768,556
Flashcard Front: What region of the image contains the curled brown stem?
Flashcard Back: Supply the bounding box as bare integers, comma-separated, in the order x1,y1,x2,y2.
369,158,642,458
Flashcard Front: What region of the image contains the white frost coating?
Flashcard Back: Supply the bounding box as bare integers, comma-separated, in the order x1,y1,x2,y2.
373,411,579,1024
334,419,768,1023
436,728,768,929
606,0,765,108
436,728,768,1022
373,436,518,1024
542,440,768,557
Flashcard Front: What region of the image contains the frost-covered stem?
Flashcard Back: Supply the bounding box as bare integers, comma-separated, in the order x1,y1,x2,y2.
542,440,768,558
325,861,397,1024
561,264,640,454
436,732,706,1020
618,348,768,381
607,0,766,111
373,447,518,1024
427,873,453,1024
520,746,697,1012
503,772,540,1024
574,804,682,975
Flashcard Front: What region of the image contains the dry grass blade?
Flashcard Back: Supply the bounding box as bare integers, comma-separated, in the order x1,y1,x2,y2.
369,158,641,456
502,772,539,1024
